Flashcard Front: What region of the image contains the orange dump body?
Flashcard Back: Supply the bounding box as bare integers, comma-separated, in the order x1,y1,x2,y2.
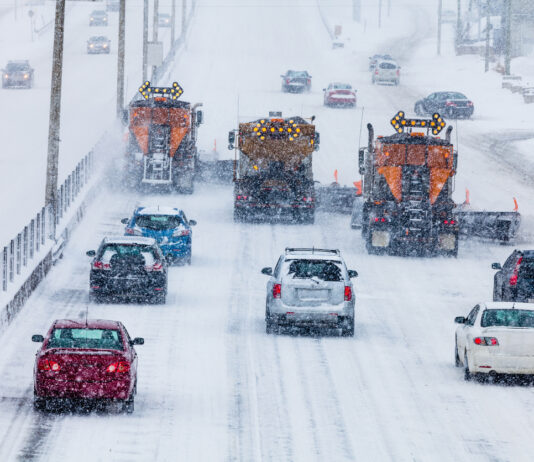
129,105,191,157
374,138,454,204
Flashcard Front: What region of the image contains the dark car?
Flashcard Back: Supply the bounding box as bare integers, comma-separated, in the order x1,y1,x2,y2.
368,54,393,71
492,250,534,302
87,36,111,54
87,236,168,303
414,91,474,119
32,319,144,413
281,70,312,93
2,60,34,89
121,206,196,265
89,10,108,26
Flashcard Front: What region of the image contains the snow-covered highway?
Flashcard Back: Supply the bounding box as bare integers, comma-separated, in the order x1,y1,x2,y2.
1,0,534,461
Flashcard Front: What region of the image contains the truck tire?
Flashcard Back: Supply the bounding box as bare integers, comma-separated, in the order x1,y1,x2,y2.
340,316,354,337
233,208,244,223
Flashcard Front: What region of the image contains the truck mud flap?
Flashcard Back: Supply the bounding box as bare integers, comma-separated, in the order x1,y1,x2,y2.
454,210,521,243
197,160,234,183
315,184,358,214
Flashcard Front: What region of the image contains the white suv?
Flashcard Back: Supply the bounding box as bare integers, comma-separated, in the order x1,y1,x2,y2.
372,60,400,85
261,248,358,336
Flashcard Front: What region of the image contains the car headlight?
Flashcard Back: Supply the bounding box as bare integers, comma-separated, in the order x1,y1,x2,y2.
89,44,94,48
23,74,29,79
3,74,8,79
103,44,108,48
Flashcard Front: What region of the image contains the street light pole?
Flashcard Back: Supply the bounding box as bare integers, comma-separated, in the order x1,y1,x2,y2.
504,0,511,75
171,0,176,44
456,0,462,48
181,0,186,38
45,0,66,240
437,0,442,56
152,0,159,81
142,0,148,82
378,0,382,28
117,0,125,118
484,1,490,72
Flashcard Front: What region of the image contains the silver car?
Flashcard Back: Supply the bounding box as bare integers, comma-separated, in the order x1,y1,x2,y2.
262,248,358,336
372,59,400,85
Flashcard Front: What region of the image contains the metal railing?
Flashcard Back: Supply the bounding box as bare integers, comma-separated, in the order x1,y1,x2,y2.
1,151,93,293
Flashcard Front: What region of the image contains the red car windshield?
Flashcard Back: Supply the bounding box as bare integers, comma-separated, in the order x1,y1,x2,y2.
47,328,124,350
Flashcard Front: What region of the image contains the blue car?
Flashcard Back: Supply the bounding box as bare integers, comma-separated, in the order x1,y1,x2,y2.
121,206,196,265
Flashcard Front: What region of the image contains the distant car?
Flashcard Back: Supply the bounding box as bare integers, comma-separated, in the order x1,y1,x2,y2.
262,248,358,336
455,302,534,381
121,206,196,265
87,36,111,54
86,236,168,303
32,319,144,412
281,70,312,93
368,54,393,71
414,91,474,119
89,10,108,26
2,60,34,89
332,38,344,49
492,250,534,302
371,60,400,85
158,13,171,27
323,82,356,107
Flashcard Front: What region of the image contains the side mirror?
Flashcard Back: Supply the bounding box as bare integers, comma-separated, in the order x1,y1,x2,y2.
261,267,273,276
196,110,203,125
86,250,96,257
120,218,129,224
121,109,129,125
131,337,144,345
228,131,235,150
32,334,44,343
348,270,358,278
454,316,466,324
491,263,502,270
189,219,197,226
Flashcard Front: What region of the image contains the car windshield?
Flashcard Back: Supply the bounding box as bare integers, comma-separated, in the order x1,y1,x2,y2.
91,37,107,41
47,328,124,350
481,309,534,328
443,92,467,99
379,62,397,69
92,11,106,15
6,63,29,71
100,244,157,265
286,259,342,281
332,83,351,89
288,71,308,78
135,214,184,230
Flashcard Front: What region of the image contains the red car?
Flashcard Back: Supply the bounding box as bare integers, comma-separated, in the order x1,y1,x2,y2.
323,83,357,107
32,319,144,413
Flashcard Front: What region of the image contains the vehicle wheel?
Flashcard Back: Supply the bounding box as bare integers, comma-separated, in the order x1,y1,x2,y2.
394,79,399,86
233,208,244,223
455,339,461,367
123,395,134,414
340,317,354,337
266,309,275,334
464,353,471,381
493,282,501,301
185,252,192,265
90,292,103,304
371,77,376,85
33,396,46,412
153,293,166,304
414,103,424,116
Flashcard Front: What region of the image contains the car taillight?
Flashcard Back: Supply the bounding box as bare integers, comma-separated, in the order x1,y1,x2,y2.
445,101,456,106
272,283,281,299
510,256,523,286
236,195,249,201
467,101,474,106
307,78,311,83
286,79,290,84
302,196,314,202
38,359,61,372
374,217,386,223
92,261,110,270
125,228,134,235
443,219,456,225
344,286,352,301
173,228,191,237
106,361,130,373
474,337,499,346
396,69,400,76
146,262,164,272
374,69,379,75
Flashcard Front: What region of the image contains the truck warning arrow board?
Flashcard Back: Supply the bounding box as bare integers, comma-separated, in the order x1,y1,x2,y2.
390,111,446,135
138,81,184,100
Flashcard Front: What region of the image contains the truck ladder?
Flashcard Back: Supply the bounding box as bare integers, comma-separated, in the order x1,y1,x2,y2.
404,170,428,237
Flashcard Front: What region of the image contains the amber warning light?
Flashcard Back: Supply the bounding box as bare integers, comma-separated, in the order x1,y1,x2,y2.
138,81,184,100
390,111,446,136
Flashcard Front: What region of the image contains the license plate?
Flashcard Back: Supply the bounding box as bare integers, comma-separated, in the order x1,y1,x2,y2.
299,289,329,301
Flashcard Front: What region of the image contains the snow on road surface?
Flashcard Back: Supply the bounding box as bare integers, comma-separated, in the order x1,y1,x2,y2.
1,0,534,461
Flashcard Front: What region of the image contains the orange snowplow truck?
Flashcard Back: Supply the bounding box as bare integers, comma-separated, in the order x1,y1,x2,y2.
125,81,203,193
358,111,459,256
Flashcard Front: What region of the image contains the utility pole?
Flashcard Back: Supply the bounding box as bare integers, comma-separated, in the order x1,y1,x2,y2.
45,0,66,240
142,0,148,82
352,0,361,22
181,0,186,38
117,0,125,118
456,0,462,48
504,0,511,75
437,0,442,56
484,1,490,72
387,0,391,17
378,0,382,28
171,0,176,44
152,0,159,81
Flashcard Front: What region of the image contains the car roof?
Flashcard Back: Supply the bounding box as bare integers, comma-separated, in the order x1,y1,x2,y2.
52,319,121,329
135,206,183,216
520,250,534,258
92,10,106,13
377,59,397,65
482,302,534,310
102,235,156,245
7,60,30,65
329,82,352,88
283,248,343,262
89,36,108,40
